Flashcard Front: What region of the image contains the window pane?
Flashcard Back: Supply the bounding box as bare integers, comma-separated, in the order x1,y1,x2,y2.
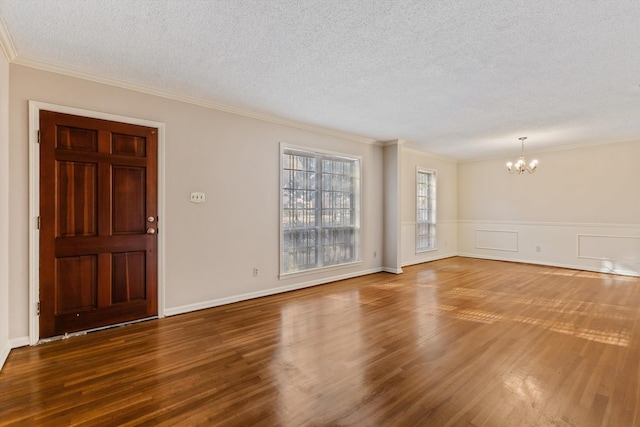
282,154,290,169
344,162,352,175
282,148,360,273
416,170,436,252
283,170,293,189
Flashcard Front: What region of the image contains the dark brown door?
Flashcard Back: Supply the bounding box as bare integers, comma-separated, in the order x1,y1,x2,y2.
39,110,158,338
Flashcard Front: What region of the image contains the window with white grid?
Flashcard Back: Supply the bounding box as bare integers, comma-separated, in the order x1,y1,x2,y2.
282,147,360,274
416,169,436,252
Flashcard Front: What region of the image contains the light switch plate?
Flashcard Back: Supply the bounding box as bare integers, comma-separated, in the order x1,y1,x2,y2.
190,192,205,203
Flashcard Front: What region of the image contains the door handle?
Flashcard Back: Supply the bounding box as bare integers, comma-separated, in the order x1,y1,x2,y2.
147,228,156,235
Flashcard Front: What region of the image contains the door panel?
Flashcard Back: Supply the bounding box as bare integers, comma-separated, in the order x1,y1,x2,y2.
112,251,146,303
57,161,98,237
57,126,98,152
39,110,158,338
56,255,98,314
112,133,146,157
112,166,146,234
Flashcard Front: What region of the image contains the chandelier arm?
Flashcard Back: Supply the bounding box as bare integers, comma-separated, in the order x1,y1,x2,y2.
506,136,537,175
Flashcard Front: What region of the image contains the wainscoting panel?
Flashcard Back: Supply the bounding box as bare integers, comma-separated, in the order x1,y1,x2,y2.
475,229,518,252
458,221,640,277
578,234,640,262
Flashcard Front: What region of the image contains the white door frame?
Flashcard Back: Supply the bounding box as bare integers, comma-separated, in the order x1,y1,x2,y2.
28,101,166,345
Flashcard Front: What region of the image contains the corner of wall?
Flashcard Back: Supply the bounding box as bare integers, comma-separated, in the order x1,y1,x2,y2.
0,341,9,372
0,38,10,371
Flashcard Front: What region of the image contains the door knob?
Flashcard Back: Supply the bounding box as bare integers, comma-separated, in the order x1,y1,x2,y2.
146,228,156,235
148,216,155,223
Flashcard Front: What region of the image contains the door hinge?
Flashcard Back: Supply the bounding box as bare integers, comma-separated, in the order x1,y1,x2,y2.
37,130,41,144
37,216,41,230
37,302,40,316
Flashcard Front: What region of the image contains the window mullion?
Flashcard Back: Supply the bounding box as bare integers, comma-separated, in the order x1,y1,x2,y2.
282,148,360,274
315,154,323,268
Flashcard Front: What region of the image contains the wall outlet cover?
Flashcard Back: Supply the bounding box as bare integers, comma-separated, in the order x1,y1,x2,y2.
190,192,205,203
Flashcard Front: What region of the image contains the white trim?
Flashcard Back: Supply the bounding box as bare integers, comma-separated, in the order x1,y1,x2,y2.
0,341,9,370
9,336,29,348
382,267,403,274
457,253,639,277
458,219,640,229
402,253,457,267
379,139,406,147
28,103,39,345
281,141,365,160
456,138,640,164
402,219,457,226
474,229,519,252
279,143,363,276
416,167,436,253
416,247,438,254
28,101,167,345
165,267,383,317
0,14,17,61
402,145,459,163
577,234,640,262
11,57,376,146
279,261,364,280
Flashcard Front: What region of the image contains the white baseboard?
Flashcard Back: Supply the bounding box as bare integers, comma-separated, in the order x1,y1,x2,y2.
0,341,10,371
457,252,640,277
166,251,637,319
1,336,29,370
165,267,384,317
10,336,29,348
402,252,457,267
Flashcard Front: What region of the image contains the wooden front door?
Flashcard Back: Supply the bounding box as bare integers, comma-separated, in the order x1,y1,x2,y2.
39,110,158,338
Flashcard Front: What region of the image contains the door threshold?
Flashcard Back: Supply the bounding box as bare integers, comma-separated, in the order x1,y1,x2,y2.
37,316,158,345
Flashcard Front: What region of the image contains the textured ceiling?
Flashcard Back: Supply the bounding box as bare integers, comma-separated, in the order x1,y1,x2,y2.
0,0,639,159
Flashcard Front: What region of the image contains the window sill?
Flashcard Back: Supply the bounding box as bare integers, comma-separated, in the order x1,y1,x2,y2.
279,260,364,280
416,247,438,254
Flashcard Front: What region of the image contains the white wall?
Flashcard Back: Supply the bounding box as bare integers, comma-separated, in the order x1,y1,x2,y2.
382,142,402,273
6,62,639,355
400,147,458,266
457,141,640,276
8,64,384,341
0,43,10,369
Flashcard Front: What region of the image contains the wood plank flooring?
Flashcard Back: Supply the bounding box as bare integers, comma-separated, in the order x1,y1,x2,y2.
2,257,640,426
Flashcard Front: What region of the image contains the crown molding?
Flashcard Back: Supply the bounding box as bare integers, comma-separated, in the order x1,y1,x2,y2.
0,14,16,61
379,139,406,147
457,137,640,164
401,145,458,163
8,53,379,146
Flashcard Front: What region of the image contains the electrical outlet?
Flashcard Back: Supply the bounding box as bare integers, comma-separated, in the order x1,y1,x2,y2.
536,246,541,253
190,192,205,203
253,268,259,277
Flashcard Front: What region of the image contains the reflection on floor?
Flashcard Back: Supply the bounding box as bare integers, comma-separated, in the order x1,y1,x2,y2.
2,257,640,426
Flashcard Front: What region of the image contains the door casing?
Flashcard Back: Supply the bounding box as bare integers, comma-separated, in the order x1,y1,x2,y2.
28,101,166,344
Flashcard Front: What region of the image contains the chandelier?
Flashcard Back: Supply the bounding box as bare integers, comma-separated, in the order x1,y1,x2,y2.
506,137,538,174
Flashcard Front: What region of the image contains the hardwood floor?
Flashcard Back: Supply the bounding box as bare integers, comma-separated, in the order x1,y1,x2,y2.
2,257,640,426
